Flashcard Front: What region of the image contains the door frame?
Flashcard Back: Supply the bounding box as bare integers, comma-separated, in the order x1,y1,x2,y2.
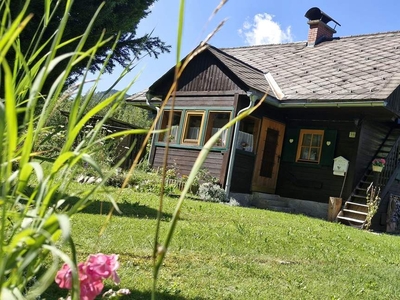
251,117,286,193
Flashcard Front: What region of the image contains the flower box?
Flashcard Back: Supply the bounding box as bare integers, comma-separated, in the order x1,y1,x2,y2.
372,165,383,172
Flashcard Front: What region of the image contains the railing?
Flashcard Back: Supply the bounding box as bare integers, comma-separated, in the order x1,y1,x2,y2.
376,135,400,199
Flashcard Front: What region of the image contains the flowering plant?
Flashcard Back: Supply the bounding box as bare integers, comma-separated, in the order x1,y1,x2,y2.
56,253,130,300
372,158,386,167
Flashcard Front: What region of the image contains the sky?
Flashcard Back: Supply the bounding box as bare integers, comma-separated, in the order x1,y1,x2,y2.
85,0,400,95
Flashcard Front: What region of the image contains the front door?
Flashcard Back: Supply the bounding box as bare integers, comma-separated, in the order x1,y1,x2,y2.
252,118,285,193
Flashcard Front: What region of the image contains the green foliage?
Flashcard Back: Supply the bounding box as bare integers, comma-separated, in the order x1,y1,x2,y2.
198,182,228,202
51,186,400,299
0,0,146,298
85,90,153,128
2,0,170,94
364,183,381,230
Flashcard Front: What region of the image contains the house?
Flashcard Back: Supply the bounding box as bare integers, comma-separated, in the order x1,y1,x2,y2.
127,7,400,231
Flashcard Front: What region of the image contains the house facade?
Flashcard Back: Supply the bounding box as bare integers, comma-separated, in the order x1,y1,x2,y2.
128,7,400,231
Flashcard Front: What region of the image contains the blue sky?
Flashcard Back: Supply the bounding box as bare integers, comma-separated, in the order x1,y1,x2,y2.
86,0,400,95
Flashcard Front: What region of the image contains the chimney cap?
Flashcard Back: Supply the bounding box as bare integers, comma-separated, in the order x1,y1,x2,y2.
305,7,341,28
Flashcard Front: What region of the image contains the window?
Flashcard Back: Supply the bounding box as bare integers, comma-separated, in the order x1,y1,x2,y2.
182,112,204,144
296,129,324,163
158,110,182,143
236,116,260,152
205,112,231,147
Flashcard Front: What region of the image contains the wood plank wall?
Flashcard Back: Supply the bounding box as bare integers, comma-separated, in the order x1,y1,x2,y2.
231,151,255,193
171,94,236,107
151,50,245,95
153,147,224,181
275,120,360,203
385,84,400,114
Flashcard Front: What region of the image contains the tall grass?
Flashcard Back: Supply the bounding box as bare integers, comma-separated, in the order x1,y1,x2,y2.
0,0,144,298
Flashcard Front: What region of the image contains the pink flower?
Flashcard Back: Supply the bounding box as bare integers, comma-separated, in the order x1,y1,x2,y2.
79,276,104,300
55,263,73,289
55,254,120,300
86,253,120,284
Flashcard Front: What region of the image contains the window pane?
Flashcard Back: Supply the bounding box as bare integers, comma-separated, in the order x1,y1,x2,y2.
296,129,324,163
205,112,230,147
300,147,309,159
302,134,312,146
182,112,204,144
311,134,322,147
310,148,319,161
237,116,259,152
159,111,181,143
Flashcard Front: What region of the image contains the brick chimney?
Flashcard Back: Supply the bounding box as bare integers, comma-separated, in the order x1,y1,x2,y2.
305,7,340,47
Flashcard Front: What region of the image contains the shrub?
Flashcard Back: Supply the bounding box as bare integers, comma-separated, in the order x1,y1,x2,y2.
198,183,228,203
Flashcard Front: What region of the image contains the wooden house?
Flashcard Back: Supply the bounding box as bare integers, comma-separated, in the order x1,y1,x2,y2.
127,7,400,231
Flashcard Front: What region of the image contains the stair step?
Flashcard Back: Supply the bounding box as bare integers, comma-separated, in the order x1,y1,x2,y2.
360,180,372,184
344,201,369,213
341,208,368,221
343,209,368,216
351,194,366,199
336,215,365,225
346,201,368,208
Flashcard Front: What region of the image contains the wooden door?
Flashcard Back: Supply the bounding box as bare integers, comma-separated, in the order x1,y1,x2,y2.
252,118,285,193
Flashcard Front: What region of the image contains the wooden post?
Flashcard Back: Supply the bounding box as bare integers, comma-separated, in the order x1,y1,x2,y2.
328,197,342,221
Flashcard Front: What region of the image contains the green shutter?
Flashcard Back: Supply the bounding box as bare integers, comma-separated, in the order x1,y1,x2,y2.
281,128,300,162
320,130,337,166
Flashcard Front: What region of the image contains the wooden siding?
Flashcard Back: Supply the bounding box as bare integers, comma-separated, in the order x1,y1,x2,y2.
275,119,360,203
385,84,400,115
152,147,224,181
231,151,256,193
179,52,244,92
151,51,246,95
169,95,236,107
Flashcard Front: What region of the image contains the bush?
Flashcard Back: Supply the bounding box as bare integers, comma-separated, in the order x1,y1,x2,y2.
198,183,228,203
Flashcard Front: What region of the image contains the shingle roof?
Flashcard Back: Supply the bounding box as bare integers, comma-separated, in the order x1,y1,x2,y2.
207,46,273,96
218,31,400,101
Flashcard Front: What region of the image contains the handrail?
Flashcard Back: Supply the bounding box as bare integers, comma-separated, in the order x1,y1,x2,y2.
379,136,400,199
346,127,400,203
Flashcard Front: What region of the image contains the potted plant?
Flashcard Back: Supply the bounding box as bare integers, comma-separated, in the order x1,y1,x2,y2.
372,158,385,172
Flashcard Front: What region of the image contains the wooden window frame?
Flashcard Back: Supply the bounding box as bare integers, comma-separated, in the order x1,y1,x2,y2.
158,110,182,143
181,111,205,145
204,111,231,148
238,116,260,153
296,129,324,163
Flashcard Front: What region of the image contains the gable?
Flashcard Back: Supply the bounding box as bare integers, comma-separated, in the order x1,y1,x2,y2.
150,50,247,95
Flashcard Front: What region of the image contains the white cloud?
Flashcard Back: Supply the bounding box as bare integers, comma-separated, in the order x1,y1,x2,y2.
238,13,293,45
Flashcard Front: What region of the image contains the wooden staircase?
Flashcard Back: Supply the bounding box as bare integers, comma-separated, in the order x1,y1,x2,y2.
336,127,400,228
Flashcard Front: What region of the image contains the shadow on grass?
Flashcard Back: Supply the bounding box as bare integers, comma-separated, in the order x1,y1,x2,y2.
68,199,174,221
23,185,176,220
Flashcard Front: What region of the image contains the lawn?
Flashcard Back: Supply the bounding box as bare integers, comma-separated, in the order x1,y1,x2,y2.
44,182,400,299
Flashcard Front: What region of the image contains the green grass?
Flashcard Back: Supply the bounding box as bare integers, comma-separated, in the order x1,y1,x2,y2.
45,182,400,299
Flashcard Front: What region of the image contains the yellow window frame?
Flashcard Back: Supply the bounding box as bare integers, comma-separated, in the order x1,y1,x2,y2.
296,129,324,163
181,111,205,145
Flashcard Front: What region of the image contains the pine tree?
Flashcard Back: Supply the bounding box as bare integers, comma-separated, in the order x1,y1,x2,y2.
3,0,170,94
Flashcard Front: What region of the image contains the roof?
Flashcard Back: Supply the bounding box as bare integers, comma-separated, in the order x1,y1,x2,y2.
207,46,273,96
219,31,400,101
126,89,162,110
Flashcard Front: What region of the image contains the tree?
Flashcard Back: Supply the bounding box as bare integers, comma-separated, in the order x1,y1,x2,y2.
4,0,170,94
83,90,153,128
